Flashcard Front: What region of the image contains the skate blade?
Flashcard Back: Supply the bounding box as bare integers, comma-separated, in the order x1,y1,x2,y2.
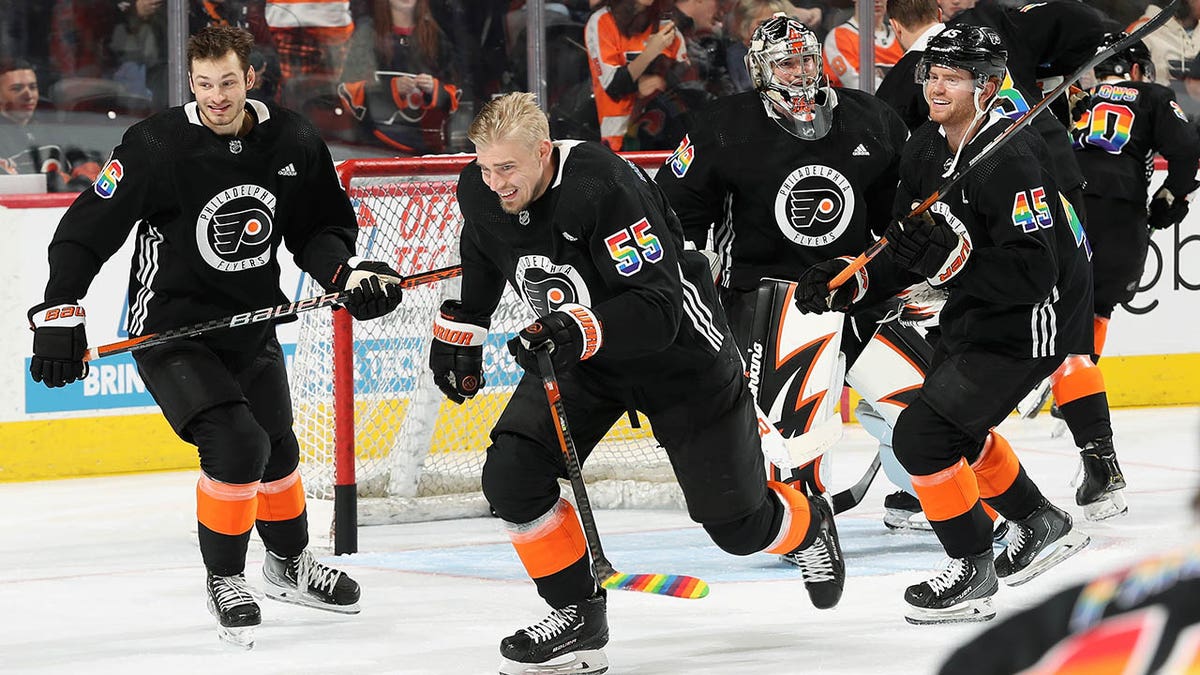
216,624,255,650
904,597,996,625
1002,530,1090,587
1082,489,1128,522
264,586,361,615
499,649,609,675
883,509,934,531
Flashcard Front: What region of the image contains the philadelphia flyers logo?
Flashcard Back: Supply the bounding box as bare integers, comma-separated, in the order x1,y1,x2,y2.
773,165,855,247
514,254,592,318
196,184,278,272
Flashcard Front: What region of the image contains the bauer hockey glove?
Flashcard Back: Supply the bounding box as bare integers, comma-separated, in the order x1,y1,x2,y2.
507,304,602,377
428,300,488,404
28,300,89,388
885,210,971,285
333,257,403,321
1148,185,1194,230
794,257,868,314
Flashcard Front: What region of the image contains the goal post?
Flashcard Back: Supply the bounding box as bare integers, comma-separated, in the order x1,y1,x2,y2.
291,152,681,553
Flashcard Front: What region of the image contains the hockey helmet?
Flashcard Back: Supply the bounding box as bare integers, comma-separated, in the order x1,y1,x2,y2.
1094,32,1155,82
916,25,1008,91
746,13,833,140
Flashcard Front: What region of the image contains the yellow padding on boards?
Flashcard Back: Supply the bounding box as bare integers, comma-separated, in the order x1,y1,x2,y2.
912,458,980,522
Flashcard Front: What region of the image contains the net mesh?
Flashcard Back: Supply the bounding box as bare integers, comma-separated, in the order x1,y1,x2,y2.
291,156,684,523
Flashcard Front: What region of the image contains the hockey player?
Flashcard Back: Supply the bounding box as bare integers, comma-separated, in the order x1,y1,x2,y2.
938,475,1200,675
655,13,934,531
429,92,845,675
27,26,403,648
1058,34,1200,521
881,25,1091,624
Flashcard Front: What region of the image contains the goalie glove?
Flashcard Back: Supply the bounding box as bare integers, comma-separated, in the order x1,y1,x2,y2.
507,304,603,377
885,210,971,286
794,257,868,314
332,257,403,321
28,300,89,388
429,300,489,404
1148,184,1195,230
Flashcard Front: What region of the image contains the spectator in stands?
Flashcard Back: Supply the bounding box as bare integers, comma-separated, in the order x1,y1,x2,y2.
51,0,118,81
936,0,973,21
109,0,169,107
338,0,461,154
823,0,904,90
266,0,354,90
191,0,282,102
674,0,738,97
723,0,800,93
0,59,101,192
1133,0,1200,86
584,0,691,150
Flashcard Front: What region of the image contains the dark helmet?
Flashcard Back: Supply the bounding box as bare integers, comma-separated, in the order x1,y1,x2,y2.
1094,32,1155,81
916,25,1008,89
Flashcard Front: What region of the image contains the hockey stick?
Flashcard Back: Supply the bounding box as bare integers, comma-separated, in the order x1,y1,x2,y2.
535,349,710,600
83,264,463,362
831,452,882,515
826,0,1180,291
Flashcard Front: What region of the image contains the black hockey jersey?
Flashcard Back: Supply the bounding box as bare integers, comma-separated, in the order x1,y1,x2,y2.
654,88,911,302
939,541,1200,675
455,140,730,390
897,113,1092,359
1072,79,1200,202
42,99,358,351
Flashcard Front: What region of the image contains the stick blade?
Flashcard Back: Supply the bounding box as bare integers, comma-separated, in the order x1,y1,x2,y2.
599,571,710,599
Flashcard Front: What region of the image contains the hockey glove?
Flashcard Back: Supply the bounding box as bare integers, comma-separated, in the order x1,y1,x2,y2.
28,300,89,388
334,257,403,321
885,210,971,286
1148,185,1193,230
794,257,868,314
507,304,603,377
428,300,489,404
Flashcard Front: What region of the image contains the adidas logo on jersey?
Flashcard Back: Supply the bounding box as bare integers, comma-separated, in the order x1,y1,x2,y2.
852,144,870,157
277,163,297,176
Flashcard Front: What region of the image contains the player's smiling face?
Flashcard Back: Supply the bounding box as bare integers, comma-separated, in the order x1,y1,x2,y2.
923,64,981,126
189,51,255,136
476,137,554,214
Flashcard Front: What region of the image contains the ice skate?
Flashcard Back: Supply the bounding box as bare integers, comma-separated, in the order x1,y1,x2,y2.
780,494,845,609
1075,436,1128,521
1016,378,1053,418
995,501,1089,586
1049,403,1068,438
262,549,361,614
904,551,998,625
499,590,609,675
206,572,261,649
883,490,933,531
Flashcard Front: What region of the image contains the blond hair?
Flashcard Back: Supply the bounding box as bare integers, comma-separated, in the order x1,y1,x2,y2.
468,92,550,151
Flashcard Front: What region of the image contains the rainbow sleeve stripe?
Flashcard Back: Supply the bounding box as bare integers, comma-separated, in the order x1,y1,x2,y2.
600,571,710,599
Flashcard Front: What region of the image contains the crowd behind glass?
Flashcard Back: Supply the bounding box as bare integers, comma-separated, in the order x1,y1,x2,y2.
0,0,1196,192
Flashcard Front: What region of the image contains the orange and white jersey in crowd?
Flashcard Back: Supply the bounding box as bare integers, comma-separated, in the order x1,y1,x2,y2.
822,19,904,91
265,0,353,43
585,7,687,151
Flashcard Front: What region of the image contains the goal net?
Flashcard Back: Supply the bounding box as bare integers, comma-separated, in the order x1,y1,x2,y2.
291,153,686,525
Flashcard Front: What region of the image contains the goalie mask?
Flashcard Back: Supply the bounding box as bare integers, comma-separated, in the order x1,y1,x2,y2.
1094,32,1155,82
746,14,833,140
916,25,1008,98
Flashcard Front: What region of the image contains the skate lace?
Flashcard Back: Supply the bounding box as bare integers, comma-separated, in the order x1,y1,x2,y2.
212,574,256,610
523,606,579,644
295,550,342,594
1004,523,1030,560
792,540,835,583
928,558,969,594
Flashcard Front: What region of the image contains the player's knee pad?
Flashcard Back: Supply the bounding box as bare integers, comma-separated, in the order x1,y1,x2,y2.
892,398,967,477
481,433,563,523
262,431,301,483
702,494,782,556
188,402,271,484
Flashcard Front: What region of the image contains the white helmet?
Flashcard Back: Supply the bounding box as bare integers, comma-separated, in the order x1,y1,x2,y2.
746,14,832,140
